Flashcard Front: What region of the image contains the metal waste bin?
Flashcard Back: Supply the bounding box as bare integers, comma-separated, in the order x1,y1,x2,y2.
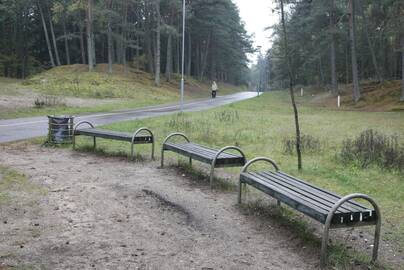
48,115,74,144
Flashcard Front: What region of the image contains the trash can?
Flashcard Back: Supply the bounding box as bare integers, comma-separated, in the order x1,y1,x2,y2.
47,115,74,144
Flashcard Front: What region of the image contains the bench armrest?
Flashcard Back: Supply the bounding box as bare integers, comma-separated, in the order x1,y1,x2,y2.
321,193,381,267
162,132,190,145
241,157,279,173
73,121,95,135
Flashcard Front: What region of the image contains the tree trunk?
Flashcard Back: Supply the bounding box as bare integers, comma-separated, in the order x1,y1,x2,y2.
37,1,55,67
330,0,338,95
200,32,211,80
280,0,302,171
359,0,382,83
107,0,113,73
79,26,86,64
165,33,172,81
154,0,161,86
86,0,95,71
62,13,70,65
48,5,61,66
122,0,128,74
348,0,361,103
401,34,404,102
186,31,192,76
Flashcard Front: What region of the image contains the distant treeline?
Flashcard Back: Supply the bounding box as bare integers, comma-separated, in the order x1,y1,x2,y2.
256,0,404,102
0,0,253,85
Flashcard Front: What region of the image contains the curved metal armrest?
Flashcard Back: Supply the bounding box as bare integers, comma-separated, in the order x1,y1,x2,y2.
162,132,190,145
241,157,280,173
73,121,95,135
321,193,381,268
131,127,154,143
210,146,246,188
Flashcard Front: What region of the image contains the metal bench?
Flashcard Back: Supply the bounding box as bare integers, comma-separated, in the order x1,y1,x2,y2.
161,133,247,187
238,157,381,268
73,121,155,160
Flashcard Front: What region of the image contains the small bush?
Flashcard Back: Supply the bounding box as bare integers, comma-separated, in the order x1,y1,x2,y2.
339,129,404,171
34,95,65,108
214,110,239,123
167,114,193,130
283,134,322,154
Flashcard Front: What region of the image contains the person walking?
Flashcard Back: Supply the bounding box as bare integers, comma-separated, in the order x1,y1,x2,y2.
211,81,218,98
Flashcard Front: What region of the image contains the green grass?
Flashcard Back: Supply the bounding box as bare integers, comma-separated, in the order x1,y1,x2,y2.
0,64,244,119
72,90,404,268
0,165,44,204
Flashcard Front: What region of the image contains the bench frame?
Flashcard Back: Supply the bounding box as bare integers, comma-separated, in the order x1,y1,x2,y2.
73,121,155,160
238,157,381,268
161,133,246,187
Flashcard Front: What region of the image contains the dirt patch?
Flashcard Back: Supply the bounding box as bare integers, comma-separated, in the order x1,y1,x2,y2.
0,143,323,269
0,89,121,112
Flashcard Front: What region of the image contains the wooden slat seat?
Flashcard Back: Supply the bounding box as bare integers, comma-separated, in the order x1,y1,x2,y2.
238,157,381,268
161,133,247,187
73,121,155,160
75,128,153,144
163,142,245,167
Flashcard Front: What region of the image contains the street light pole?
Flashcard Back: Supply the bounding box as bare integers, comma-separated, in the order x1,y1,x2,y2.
180,0,186,112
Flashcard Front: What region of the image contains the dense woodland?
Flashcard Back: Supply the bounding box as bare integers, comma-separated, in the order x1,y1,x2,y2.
0,0,253,85
256,0,404,102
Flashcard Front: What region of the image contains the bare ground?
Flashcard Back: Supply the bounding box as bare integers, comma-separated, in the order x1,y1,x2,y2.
0,143,323,269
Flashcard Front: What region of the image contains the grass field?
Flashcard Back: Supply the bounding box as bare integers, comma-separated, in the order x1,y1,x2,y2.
73,90,404,268
0,64,244,119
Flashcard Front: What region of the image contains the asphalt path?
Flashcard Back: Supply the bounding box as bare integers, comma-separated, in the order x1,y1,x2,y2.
0,92,257,143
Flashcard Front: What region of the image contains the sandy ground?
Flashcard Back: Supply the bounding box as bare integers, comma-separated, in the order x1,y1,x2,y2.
0,89,120,112
0,143,321,270
0,143,402,269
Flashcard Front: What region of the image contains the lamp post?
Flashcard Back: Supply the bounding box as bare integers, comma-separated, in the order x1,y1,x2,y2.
180,0,186,112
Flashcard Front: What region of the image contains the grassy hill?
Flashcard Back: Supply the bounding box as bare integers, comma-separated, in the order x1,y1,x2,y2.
0,64,244,119
308,80,404,112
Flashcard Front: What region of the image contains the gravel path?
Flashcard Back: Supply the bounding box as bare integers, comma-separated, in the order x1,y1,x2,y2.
0,143,322,269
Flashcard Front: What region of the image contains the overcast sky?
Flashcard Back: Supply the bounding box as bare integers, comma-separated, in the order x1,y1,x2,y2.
232,0,278,63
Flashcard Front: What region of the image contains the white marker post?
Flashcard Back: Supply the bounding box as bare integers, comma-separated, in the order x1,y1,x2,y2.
300,88,304,97
337,95,341,108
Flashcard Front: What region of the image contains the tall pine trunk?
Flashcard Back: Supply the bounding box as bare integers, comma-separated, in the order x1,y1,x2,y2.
48,6,61,66
359,0,382,82
79,26,86,64
401,34,404,102
122,0,128,74
348,0,361,103
86,0,95,71
330,0,338,95
107,0,113,73
37,1,55,67
154,0,161,86
280,0,302,171
186,31,192,76
62,15,70,65
165,33,172,81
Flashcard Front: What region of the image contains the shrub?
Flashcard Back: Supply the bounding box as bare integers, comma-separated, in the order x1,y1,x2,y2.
34,95,65,108
339,129,404,171
214,110,239,123
283,134,322,155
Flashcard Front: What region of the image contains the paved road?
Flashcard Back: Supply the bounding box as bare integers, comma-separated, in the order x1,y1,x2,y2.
0,92,257,143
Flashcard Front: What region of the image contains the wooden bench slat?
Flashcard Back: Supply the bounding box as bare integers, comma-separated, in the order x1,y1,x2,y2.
260,171,366,213
241,172,330,222
164,142,245,166
75,128,153,144
277,172,370,211
257,172,354,213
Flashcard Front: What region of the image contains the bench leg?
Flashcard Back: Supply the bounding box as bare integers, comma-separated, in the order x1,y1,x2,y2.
151,141,155,160
189,157,192,167
277,200,281,206
161,149,165,168
209,166,215,188
320,224,330,269
73,135,76,150
238,180,243,204
93,137,96,150
131,143,135,161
